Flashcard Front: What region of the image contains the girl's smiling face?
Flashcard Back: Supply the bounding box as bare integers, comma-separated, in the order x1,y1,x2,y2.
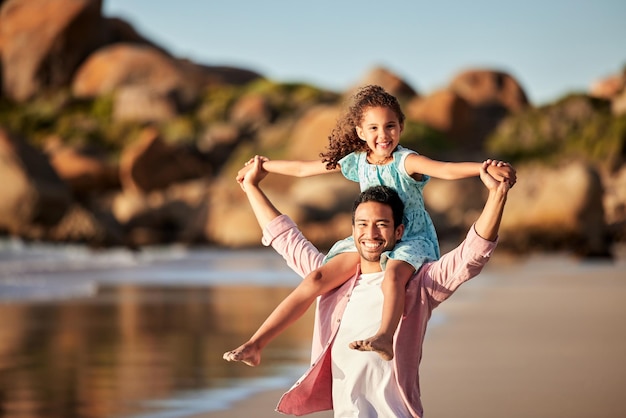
355,106,403,164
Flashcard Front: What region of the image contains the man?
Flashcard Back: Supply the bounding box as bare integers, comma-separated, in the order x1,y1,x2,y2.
226,155,511,417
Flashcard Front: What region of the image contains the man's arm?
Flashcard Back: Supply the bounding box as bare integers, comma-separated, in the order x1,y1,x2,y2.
416,160,511,305
239,155,281,231
239,155,325,276
474,160,510,241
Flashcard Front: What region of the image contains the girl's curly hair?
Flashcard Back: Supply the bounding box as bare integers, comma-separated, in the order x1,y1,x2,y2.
320,85,405,169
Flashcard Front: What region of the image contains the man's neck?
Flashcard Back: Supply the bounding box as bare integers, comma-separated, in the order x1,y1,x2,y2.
359,260,382,274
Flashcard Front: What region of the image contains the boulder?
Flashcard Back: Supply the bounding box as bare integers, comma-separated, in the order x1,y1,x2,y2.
285,104,341,160
230,93,274,129
423,176,486,236
405,89,474,143
443,69,530,149
72,43,198,108
112,178,210,246
449,68,530,112
46,141,119,196
589,73,625,99
611,88,626,116
500,161,609,256
0,128,72,233
46,204,126,247
602,165,626,241
202,179,305,247
0,0,106,101
352,66,419,100
112,84,178,122
119,127,212,193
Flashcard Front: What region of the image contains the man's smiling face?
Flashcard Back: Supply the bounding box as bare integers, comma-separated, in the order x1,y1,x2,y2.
352,201,404,273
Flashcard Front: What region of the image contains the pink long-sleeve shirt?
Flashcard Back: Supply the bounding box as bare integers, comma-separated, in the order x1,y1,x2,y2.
261,215,497,417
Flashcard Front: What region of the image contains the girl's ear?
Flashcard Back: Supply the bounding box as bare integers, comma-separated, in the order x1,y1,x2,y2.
355,125,365,140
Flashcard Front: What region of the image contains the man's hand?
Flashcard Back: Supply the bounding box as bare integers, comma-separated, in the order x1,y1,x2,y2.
474,159,512,241
485,159,516,187
236,155,269,191
481,159,511,196
240,155,269,191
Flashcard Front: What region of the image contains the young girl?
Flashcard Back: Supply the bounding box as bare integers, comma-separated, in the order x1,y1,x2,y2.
224,85,515,366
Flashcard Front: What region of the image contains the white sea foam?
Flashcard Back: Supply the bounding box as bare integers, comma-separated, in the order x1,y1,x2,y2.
0,240,300,301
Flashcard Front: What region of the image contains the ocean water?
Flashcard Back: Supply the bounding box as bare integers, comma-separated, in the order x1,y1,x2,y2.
0,239,315,418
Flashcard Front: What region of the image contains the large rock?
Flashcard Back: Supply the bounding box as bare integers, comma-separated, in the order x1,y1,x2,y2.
119,127,212,193
46,140,119,196
423,176,486,236
112,178,210,246
500,161,609,256
0,0,262,103
202,179,305,247
0,128,72,233
0,0,105,101
602,165,626,241
112,84,179,122
72,43,198,109
352,66,419,100
405,89,473,144
450,68,530,112
285,104,341,160
589,72,625,99
72,43,263,116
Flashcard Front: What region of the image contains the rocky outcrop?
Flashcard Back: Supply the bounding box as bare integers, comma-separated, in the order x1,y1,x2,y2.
0,0,262,104
72,43,197,109
603,165,626,241
0,128,72,233
46,140,119,196
0,1,623,257
404,69,530,153
450,69,530,113
352,66,419,100
405,89,473,143
589,68,626,116
0,0,105,101
119,127,212,193
499,161,609,256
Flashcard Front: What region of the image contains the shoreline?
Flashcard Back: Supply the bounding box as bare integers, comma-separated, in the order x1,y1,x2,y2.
195,251,626,418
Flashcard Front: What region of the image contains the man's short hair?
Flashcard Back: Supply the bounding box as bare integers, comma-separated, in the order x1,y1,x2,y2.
352,186,404,227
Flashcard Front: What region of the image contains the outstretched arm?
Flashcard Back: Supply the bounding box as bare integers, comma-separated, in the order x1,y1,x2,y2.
236,157,339,183
420,159,511,304
474,160,510,241
239,155,281,231
404,153,517,185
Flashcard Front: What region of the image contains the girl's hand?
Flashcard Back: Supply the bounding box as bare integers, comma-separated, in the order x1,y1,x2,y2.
236,156,270,184
485,159,517,186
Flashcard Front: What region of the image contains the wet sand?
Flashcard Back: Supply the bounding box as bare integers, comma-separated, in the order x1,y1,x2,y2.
198,249,626,418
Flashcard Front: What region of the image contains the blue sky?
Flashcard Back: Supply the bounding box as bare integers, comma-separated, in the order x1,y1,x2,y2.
103,0,625,105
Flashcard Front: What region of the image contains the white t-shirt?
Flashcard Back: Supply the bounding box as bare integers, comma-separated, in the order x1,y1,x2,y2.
331,271,412,417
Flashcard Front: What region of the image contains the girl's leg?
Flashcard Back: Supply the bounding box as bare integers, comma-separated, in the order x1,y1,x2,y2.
349,259,414,361
223,252,360,366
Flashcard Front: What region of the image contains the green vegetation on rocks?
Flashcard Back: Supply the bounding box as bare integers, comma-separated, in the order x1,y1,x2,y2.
486,94,626,170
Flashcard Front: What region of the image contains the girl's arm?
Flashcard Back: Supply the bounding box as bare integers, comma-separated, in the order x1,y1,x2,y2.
263,159,340,177
236,157,340,183
404,153,516,183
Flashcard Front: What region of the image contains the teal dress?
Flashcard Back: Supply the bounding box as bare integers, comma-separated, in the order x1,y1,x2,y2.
325,146,440,270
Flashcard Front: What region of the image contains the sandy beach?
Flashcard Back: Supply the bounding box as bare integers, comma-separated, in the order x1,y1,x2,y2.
197,249,626,418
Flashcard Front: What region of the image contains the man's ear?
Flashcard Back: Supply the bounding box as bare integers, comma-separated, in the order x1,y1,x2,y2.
355,126,365,140
395,224,405,240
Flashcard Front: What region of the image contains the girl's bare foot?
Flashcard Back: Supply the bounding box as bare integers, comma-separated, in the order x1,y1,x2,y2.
222,342,261,367
349,334,394,361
